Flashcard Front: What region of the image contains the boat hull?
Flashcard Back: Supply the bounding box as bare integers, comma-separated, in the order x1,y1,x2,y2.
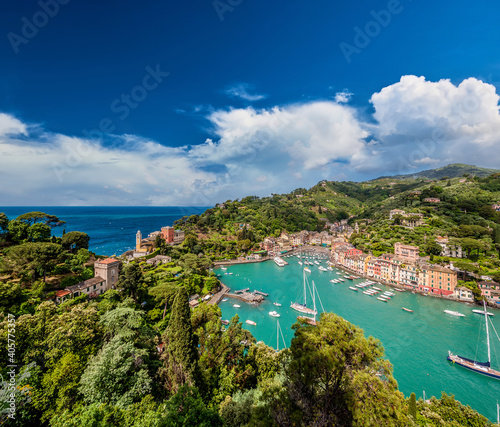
290,303,317,316
448,354,500,380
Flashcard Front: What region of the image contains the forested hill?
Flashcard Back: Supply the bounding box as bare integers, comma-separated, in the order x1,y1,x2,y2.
376,163,500,181
175,166,500,238
174,167,500,280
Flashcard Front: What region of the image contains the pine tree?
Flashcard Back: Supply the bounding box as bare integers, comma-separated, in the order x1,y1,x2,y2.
408,392,417,418
161,287,199,394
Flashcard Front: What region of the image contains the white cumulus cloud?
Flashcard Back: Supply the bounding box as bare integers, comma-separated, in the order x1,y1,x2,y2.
3,75,500,205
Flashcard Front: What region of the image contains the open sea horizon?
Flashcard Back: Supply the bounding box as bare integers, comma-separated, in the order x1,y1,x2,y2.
0,206,209,256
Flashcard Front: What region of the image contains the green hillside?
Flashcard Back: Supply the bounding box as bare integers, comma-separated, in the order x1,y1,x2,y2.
376,163,500,181
174,167,500,285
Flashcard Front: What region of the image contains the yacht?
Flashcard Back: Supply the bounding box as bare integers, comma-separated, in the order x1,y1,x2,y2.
444,310,465,317
269,311,280,317
233,304,241,308
473,309,494,316
245,320,257,326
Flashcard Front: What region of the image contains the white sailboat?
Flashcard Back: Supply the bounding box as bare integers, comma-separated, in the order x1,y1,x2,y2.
291,269,317,316
448,301,500,379
298,279,318,326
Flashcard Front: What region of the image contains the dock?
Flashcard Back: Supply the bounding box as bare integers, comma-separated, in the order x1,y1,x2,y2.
208,283,229,305
234,288,250,294
253,290,269,297
226,292,265,304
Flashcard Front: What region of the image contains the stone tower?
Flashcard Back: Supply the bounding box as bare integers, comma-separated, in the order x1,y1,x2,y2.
136,230,142,252
94,258,121,291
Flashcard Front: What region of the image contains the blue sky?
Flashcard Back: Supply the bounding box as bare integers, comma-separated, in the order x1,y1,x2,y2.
1,0,500,205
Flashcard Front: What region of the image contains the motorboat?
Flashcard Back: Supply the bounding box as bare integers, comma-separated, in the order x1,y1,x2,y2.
473,309,494,316
444,310,465,317
269,311,280,317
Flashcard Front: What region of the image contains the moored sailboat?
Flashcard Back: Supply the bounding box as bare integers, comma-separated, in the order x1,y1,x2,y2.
448,301,500,380
290,269,317,316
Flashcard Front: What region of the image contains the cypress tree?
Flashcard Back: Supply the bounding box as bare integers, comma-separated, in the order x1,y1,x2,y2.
161,287,199,394
409,392,417,418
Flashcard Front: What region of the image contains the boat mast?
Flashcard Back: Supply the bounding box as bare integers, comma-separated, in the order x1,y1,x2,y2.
277,320,279,351
312,280,317,321
303,269,307,307
484,300,491,365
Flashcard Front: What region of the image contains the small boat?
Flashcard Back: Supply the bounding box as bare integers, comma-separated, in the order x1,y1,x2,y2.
373,287,382,291
330,279,337,284
222,298,228,302
444,310,465,317
304,267,311,273
362,291,373,296
233,304,241,308
273,302,282,307
395,288,405,292
221,319,229,325
269,311,280,317
245,320,257,326
349,286,358,291
402,307,413,313
377,297,388,302
298,261,303,265
221,266,227,271
473,309,494,317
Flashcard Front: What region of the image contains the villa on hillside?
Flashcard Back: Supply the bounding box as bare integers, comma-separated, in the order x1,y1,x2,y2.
435,236,463,258
388,209,424,227
56,257,122,304
423,198,441,203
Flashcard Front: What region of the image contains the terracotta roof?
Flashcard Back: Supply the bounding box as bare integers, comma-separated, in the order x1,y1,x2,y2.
96,258,120,265
55,290,71,297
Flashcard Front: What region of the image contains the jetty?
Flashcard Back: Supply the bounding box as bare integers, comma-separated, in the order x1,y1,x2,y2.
208,283,229,305
234,288,250,294
226,291,265,304
253,290,268,297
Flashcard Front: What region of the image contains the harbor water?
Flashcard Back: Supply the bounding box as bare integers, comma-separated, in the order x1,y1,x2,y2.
218,256,500,421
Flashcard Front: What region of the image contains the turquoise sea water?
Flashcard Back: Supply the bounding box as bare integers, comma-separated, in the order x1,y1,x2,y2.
218,257,500,421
